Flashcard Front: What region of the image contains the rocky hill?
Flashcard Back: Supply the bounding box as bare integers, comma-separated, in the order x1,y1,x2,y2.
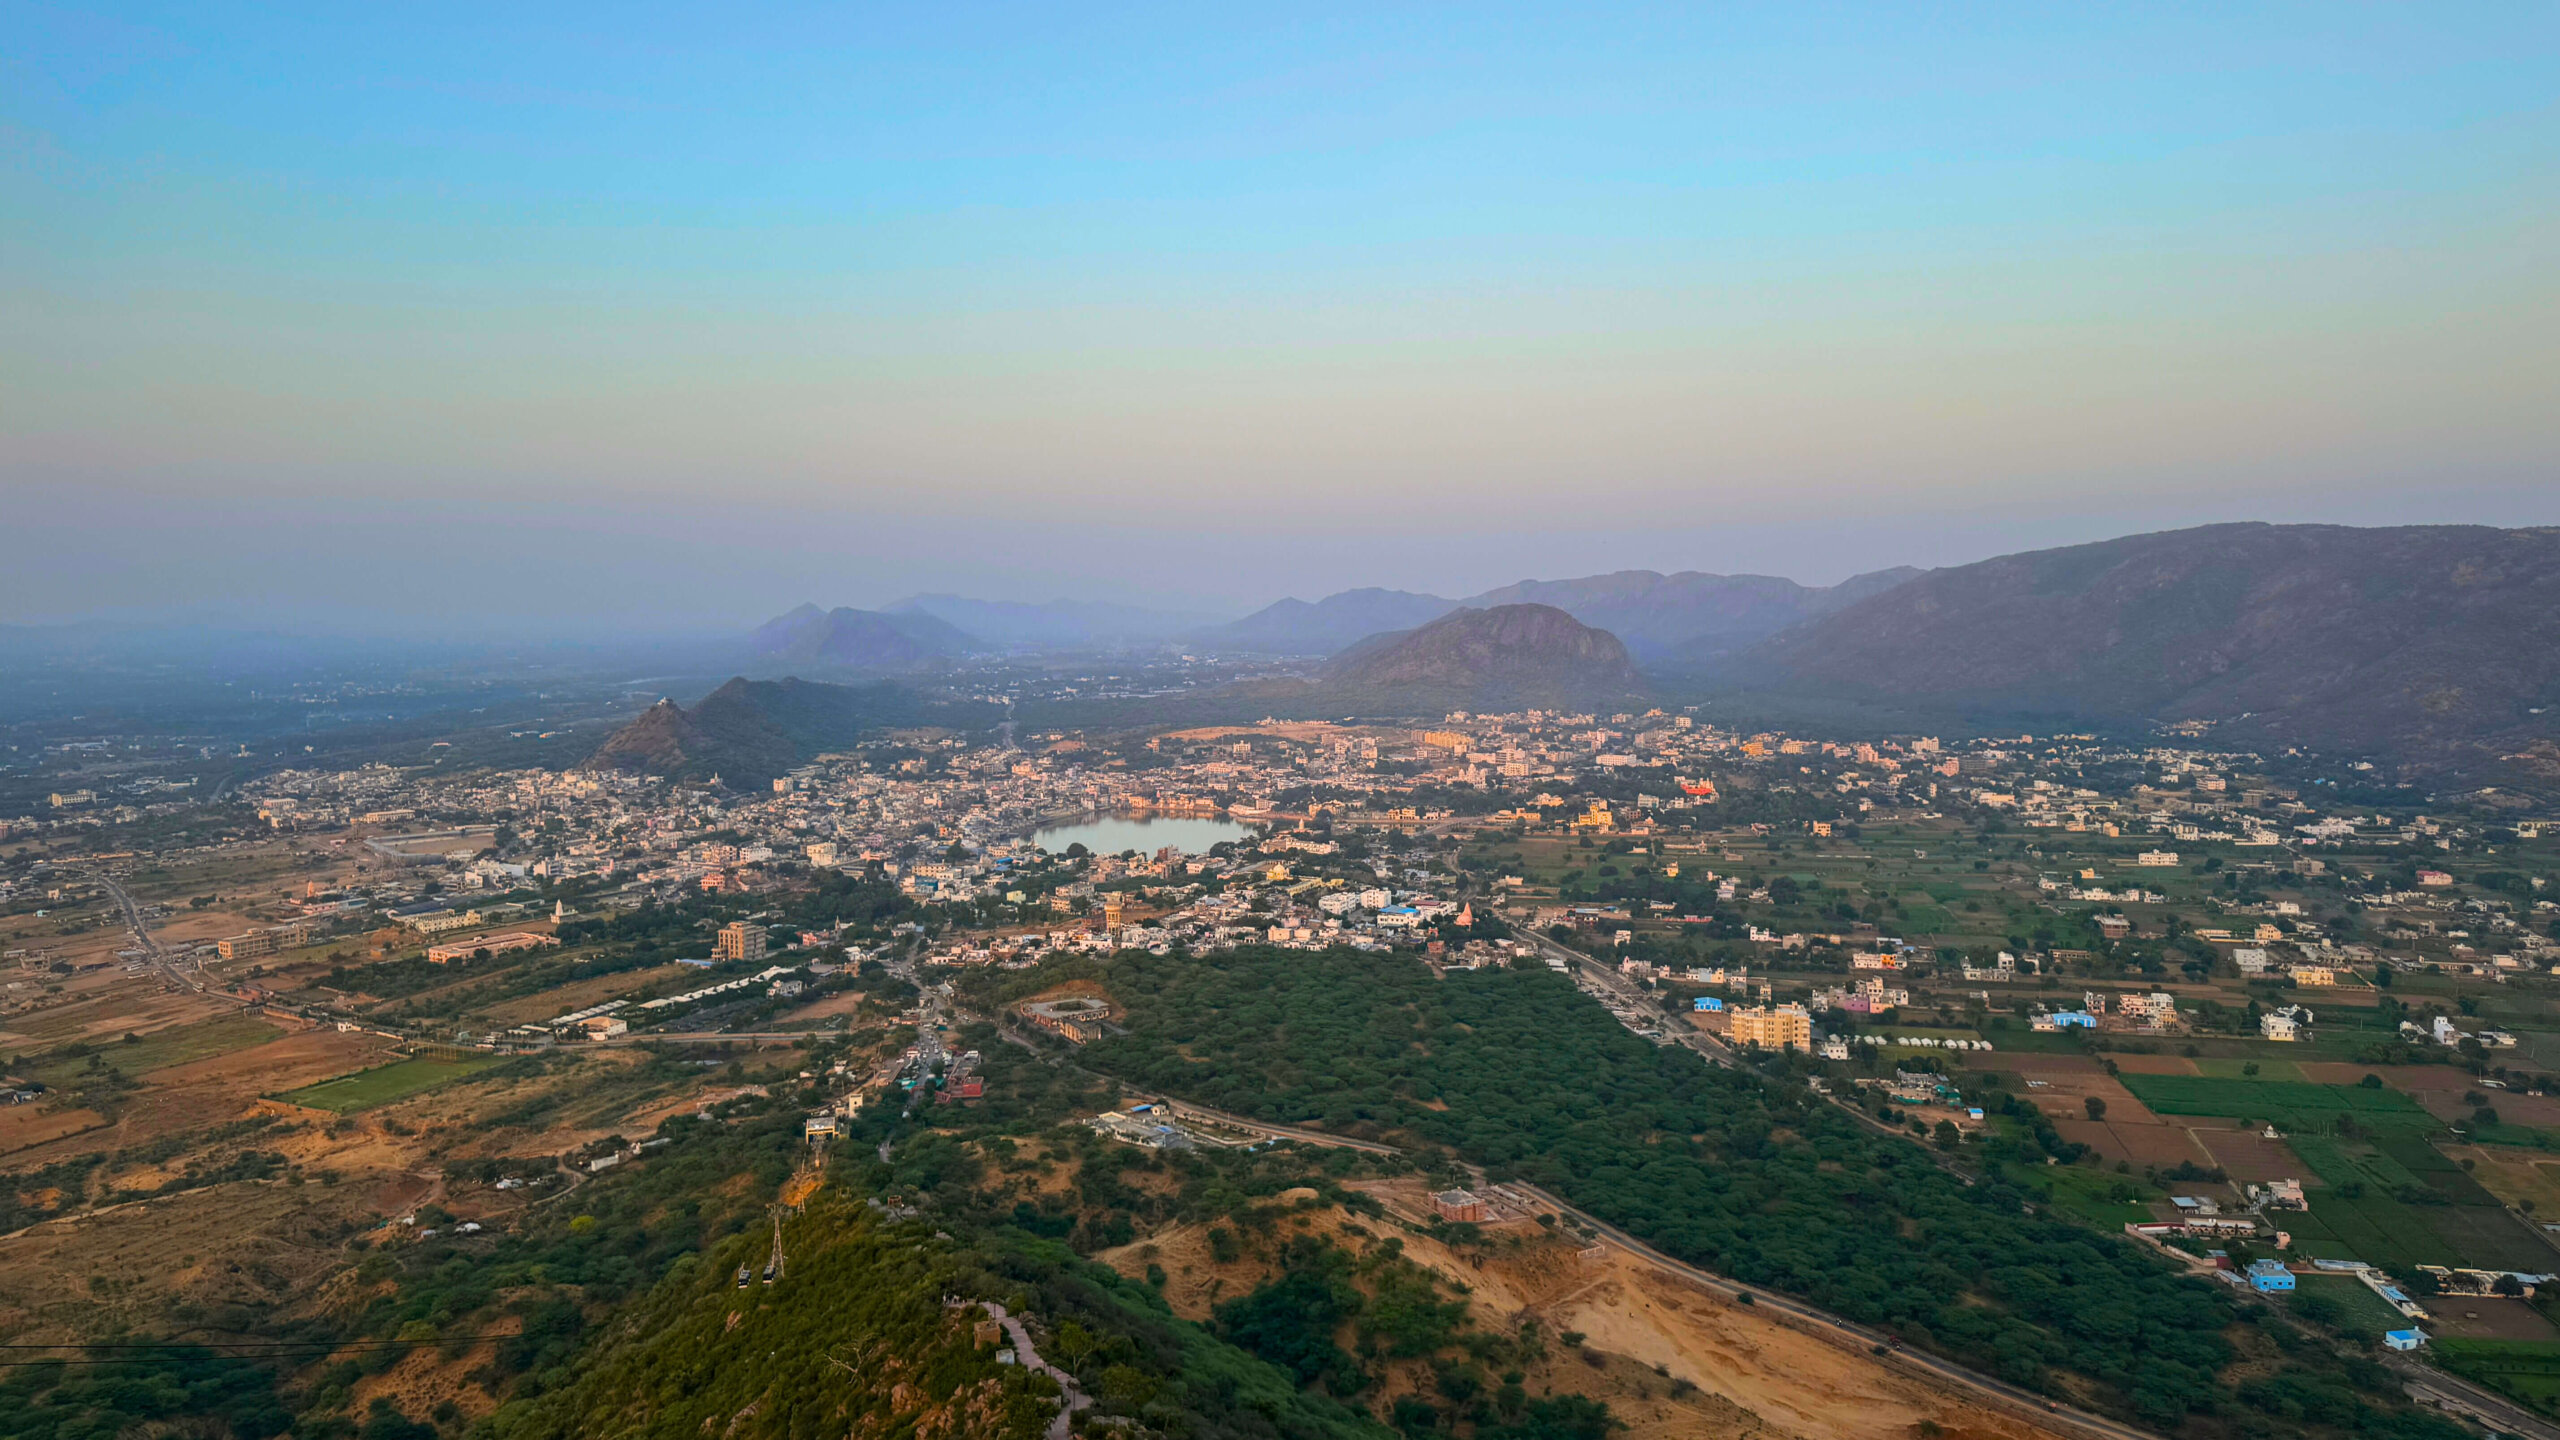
1721,522,2560,760
747,604,975,669
586,676,973,786
1201,569,1922,659
1472,566,1921,660
1321,603,1643,711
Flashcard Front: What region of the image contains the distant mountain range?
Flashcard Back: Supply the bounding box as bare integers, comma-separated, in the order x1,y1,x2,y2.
1717,522,2560,760
884,594,1209,648
747,604,974,670
1199,589,1459,656
1195,567,1922,659
586,676,990,786
710,523,2560,771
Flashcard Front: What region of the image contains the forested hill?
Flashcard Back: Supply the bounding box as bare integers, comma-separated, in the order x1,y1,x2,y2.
1057,948,2468,1440
499,1199,1059,1440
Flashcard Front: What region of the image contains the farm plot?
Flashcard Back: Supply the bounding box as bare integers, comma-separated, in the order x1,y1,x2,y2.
2434,1338,2560,1418
2286,1274,2410,1341
275,1055,499,1113
2277,1135,2555,1271
2117,1075,2434,1135
18,1014,281,1087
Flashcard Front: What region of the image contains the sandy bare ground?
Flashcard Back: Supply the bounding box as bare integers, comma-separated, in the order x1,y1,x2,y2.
0,1029,394,1171
1102,1183,2074,1440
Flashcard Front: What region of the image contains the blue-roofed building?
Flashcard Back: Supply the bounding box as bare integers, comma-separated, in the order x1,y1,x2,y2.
2385,1329,2428,1351
1694,996,1724,1012
2247,1259,2295,1293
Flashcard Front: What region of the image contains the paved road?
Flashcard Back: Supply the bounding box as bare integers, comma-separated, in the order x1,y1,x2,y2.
1149,1101,1402,1155
605,1031,825,1044
981,1301,1093,1440
89,869,202,994
1528,931,1983,1172
1145,1088,2150,1440
2392,1359,2560,1440
1503,1179,2160,1440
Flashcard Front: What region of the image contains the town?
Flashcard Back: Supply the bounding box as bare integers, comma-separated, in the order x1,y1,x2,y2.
8,696,2560,1435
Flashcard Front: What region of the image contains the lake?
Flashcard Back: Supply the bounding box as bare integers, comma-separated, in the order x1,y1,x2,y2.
1029,815,1254,855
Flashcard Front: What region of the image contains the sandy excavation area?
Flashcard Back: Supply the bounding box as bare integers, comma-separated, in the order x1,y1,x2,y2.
1101,1178,2077,1440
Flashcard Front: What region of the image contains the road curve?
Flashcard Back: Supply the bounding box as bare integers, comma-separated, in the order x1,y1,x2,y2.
1145,1088,2157,1440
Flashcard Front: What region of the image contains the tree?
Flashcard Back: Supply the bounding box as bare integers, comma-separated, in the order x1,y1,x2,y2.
2085,1096,2108,1121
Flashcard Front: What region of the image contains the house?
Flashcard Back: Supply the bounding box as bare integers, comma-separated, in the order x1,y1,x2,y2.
2246,1260,2295,1293
2260,1009,2305,1042
2384,1329,2428,1352
2252,1179,2308,1211
2120,992,2179,1026
803,1113,838,1139
2095,915,2132,941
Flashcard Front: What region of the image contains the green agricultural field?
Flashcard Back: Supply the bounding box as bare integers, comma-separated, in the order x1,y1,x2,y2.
21,1014,282,1086
2014,1159,2160,1229
2467,1120,2560,1151
2118,1074,2434,1135
2278,1134,2555,1270
2422,1204,2560,1273
2433,1339,2560,1418
2287,1275,2411,1342
2195,1057,2306,1081
275,1054,498,1113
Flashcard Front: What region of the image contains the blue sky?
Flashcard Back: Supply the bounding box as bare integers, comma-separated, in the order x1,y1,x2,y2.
5,4,2556,629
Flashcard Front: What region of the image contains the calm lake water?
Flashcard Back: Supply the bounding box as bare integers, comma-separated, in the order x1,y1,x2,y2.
1029,815,1254,855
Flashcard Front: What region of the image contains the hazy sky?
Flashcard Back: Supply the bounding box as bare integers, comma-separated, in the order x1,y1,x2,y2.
6,4,2557,631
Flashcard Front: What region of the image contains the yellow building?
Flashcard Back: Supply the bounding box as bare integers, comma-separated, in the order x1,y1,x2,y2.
1728,1003,1813,1050
716,921,767,963
218,931,277,961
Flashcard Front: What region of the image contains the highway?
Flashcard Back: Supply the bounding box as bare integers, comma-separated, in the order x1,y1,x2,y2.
88,868,203,994
2393,1359,2560,1440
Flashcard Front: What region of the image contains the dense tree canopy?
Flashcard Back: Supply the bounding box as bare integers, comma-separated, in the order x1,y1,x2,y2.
1067,948,2462,1437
